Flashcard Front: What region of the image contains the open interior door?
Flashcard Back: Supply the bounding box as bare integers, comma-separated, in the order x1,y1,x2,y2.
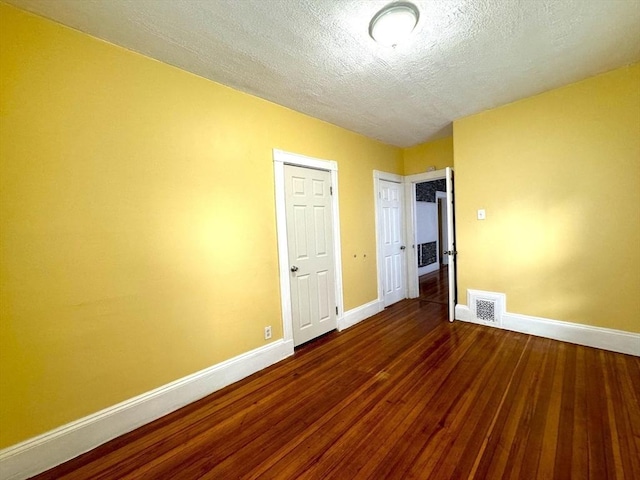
445,167,457,322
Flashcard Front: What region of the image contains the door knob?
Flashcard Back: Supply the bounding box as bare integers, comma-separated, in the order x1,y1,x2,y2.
290,266,299,272
400,246,406,250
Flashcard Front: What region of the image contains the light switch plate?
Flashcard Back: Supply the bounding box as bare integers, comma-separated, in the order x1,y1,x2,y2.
477,209,486,220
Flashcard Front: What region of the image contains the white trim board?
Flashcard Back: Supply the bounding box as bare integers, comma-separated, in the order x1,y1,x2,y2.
339,298,385,331
0,339,294,480
456,304,639,356
273,149,344,344
418,263,439,276
373,170,403,183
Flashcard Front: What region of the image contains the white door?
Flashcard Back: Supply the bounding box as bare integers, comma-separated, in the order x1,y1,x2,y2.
285,165,337,346
379,179,407,307
445,167,457,322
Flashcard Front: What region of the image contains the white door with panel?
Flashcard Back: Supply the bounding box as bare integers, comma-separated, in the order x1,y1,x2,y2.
445,167,457,322
379,179,407,307
285,165,337,346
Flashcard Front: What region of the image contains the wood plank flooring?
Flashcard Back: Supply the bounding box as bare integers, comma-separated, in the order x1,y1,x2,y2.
419,266,449,305
32,300,640,479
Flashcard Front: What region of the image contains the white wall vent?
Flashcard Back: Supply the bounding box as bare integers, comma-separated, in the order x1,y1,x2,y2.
476,299,497,322
467,290,506,326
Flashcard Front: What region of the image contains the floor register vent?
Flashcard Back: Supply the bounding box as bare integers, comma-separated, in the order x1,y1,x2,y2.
475,299,497,322
467,290,506,326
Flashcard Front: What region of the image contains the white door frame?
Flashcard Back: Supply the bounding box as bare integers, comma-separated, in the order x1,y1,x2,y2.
274,149,344,343
373,170,406,304
404,170,448,299
435,190,448,267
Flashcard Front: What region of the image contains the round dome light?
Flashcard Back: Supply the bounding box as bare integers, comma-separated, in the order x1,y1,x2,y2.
369,2,420,47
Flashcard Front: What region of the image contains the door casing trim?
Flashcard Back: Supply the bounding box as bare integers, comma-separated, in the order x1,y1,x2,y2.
273,149,344,343
404,170,448,298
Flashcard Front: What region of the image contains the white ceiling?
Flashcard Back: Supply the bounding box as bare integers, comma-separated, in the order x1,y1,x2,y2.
6,0,640,147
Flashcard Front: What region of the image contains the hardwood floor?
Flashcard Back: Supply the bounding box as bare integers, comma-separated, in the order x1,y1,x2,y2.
33,300,640,479
419,266,449,305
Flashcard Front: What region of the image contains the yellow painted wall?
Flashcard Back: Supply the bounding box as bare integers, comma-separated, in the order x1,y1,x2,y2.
0,3,401,447
454,64,640,333
402,136,453,175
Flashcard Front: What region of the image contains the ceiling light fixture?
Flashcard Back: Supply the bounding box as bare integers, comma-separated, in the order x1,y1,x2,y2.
369,2,420,47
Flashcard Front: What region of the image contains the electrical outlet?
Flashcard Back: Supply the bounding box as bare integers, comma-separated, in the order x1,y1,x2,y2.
264,326,272,340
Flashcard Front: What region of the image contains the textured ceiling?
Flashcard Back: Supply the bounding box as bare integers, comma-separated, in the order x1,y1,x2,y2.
6,0,640,147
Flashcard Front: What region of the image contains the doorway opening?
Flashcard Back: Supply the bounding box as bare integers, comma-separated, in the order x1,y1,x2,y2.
273,149,344,348
405,168,457,321
414,180,449,306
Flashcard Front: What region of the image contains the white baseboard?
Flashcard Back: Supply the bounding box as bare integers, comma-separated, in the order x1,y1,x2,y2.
338,298,384,331
0,339,294,480
455,304,639,356
418,263,439,276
